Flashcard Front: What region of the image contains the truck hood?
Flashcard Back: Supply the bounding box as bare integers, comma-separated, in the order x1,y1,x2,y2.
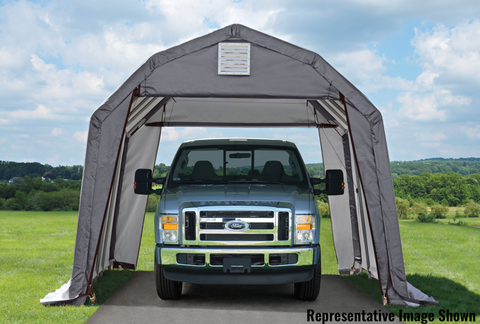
160,184,313,214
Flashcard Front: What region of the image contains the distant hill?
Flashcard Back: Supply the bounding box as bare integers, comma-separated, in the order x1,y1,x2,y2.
419,157,480,162
305,159,480,178
0,161,83,181
390,159,480,178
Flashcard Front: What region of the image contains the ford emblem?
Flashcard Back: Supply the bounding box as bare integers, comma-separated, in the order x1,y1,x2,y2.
224,220,250,231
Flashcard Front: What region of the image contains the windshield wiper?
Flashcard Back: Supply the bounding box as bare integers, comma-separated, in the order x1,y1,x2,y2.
228,179,286,185
174,179,225,185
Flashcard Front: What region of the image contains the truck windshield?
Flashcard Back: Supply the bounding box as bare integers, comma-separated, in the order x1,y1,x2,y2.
168,144,308,188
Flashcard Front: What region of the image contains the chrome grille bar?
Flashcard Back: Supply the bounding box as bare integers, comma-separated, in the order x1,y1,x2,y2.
182,206,291,246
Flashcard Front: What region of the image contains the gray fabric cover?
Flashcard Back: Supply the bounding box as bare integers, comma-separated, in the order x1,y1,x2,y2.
147,98,319,127
41,24,410,306
345,103,408,304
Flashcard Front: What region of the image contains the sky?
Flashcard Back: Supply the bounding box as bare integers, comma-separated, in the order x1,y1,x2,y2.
1,0,480,166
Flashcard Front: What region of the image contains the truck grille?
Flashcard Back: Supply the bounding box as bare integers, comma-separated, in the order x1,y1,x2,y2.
200,211,274,218
185,211,196,240
182,207,291,246
200,234,274,241
200,222,274,230
278,212,289,241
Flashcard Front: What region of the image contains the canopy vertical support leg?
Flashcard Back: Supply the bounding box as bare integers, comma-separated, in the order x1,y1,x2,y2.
109,136,130,264
340,92,384,298
84,84,140,298
342,133,362,272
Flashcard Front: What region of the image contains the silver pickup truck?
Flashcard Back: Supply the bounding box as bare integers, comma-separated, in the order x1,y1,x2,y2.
134,138,343,301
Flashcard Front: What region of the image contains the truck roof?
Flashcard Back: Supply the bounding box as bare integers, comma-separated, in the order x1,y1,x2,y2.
179,138,298,149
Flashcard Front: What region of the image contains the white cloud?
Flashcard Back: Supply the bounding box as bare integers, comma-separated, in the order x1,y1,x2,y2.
51,128,64,136
0,47,24,68
329,49,386,91
416,71,438,87
64,24,165,74
462,124,480,140
329,49,418,93
30,54,107,100
144,0,284,38
31,53,56,73
387,21,479,124
413,20,480,86
413,131,448,147
73,131,88,143
10,105,53,119
48,155,60,165
397,90,470,122
378,103,400,128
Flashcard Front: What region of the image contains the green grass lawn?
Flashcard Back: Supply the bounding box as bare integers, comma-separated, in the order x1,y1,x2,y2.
343,219,480,323
1,211,479,323
0,211,96,323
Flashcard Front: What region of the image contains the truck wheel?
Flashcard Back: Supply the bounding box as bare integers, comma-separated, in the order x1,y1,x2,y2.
294,263,321,301
155,262,182,299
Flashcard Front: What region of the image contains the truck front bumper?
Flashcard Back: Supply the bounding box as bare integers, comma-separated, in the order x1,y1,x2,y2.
156,245,320,285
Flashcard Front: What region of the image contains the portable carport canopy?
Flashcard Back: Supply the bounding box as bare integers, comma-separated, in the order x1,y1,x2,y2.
41,24,435,306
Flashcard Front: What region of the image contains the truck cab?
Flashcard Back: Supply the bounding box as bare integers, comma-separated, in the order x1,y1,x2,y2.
134,138,344,301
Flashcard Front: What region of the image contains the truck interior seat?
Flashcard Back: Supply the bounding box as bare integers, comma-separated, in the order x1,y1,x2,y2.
191,160,219,180
259,161,286,182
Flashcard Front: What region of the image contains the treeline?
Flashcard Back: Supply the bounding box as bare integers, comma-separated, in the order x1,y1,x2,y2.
0,176,81,211
0,161,83,181
153,163,170,178
2,158,479,182
306,163,324,178
393,173,480,206
2,159,480,213
307,159,480,179
390,158,480,178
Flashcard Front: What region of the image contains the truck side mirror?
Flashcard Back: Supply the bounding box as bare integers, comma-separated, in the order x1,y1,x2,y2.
134,169,164,195
311,169,345,196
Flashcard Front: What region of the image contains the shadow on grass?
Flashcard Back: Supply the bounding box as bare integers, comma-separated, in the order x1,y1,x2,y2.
84,270,135,306
344,273,480,320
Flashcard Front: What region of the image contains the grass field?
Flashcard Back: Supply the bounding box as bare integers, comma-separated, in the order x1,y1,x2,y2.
344,219,480,323
0,211,96,323
1,211,479,323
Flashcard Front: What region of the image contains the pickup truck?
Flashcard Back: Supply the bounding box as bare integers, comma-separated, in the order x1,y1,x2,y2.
134,138,344,301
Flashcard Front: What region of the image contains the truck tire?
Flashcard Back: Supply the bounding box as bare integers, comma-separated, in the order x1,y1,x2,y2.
294,262,321,301
155,262,182,299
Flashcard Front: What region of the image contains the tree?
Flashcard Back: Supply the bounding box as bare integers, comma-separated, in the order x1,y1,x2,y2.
464,201,480,217
0,183,16,199
153,163,171,178
317,200,330,218
430,204,449,219
395,197,409,219
411,202,428,216
14,191,28,210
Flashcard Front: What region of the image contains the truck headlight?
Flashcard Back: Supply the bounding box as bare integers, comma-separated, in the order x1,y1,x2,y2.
295,214,314,244
160,215,178,244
